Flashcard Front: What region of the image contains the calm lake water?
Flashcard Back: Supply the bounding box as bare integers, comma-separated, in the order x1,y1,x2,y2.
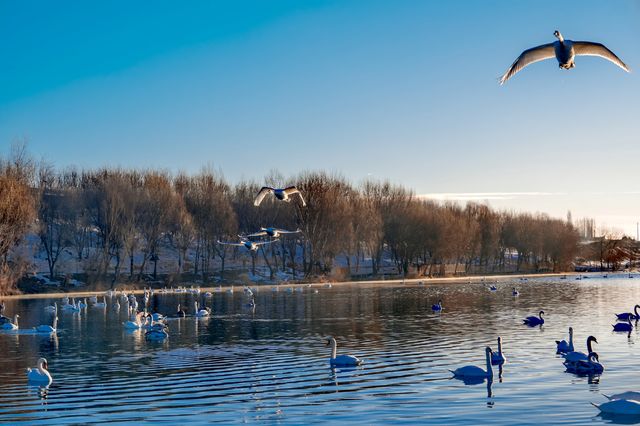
2,275,640,425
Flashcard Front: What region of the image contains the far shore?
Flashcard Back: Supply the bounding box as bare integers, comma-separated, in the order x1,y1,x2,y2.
0,271,613,300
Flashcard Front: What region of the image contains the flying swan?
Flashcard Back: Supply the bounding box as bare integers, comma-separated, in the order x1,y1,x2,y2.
254,186,306,206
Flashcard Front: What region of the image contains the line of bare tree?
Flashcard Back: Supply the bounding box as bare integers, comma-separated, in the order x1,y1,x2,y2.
1,148,584,293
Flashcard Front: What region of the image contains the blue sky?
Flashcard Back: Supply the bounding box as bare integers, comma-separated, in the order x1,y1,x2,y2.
1,0,639,235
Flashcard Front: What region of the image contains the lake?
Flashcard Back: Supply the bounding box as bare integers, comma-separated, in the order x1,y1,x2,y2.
1,275,640,425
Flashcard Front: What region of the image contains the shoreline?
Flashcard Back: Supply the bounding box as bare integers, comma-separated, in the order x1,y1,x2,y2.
0,271,591,300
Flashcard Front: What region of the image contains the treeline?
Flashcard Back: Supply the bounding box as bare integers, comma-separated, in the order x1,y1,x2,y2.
0,146,580,292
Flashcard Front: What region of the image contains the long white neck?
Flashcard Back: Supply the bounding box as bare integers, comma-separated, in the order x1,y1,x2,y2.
38,360,48,375
13,315,18,326
330,339,337,359
556,32,564,43
485,350,493,377
195,301,199,312
52,317,58,329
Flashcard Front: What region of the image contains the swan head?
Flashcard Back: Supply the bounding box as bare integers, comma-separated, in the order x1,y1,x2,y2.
553,30,564,42
587,336,598,344
324,336,336,346
588,352,600,363
485,346,493,355
38,358,48,370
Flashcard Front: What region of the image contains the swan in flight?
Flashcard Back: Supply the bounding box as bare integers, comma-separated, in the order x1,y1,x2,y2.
246,227,301,238
491,337,506,365
27,358,52,385
523,310,545,326
254,186,306,206
616,305,640,321
613,316,633,332
451,347,493,378
325,336,363,366
556,327,574,353
1,314,19,330
499,30,630,85
564,335,598,363
35,316,58,334
217,238,279,252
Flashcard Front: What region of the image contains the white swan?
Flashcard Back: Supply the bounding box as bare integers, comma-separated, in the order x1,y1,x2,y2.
124,312,144,330
556,327,574,353
93,297,106,308
594,399,640,415
253,186,306,206
325,336,362,366
77,299,87,309
500,30,630,85
194,301,210,317
451,347,493,378
564,335,597,363
604,391,640,402
35,316,58,333
176,304,185,318
246,227,302,238
491,337,506,364
217,239,278,252
27,358,52,385
1,314,19,330
152,312,164,321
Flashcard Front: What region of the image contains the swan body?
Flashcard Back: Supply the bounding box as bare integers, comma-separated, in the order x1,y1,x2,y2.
556,327,574,353
152,312,164,321
145,328,168,340
432,300,443,311
500,30,630,85
566,352,604,374
451,347,493,378
489,285,497,291
176,304,185,318
35,316,58,333
605,391,640,401
616,305,640,321
194,302,210,317
325,336,362,366
491,337,506,364
124,312,144,330
563,336,597,363
613,316,633,332
26,358,52,385
254,186,306,206
1,314,19,330
594,399,640,415
218,238,278,252
246,227,302,238
523,310,544,326
512,287,519,296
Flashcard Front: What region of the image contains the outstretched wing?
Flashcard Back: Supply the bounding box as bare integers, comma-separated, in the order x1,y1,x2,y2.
284,186,306,206
499,43,556,85
217,241,245,247
573,41,630,72
254,187,274,206
246,230,268,238
275,228,301,234
255,238,279,246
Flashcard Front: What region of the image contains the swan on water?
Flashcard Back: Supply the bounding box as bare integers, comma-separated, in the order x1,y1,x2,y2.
35,316,58,333
604,391,640,401
491,337,506,365
556,327,574,353
432,300,443,311
176,304,186,318
253,186,306,206
451,347,493,378
567,352,604,374
1,314,18,330
194,301,210,317
523,310,544,326
613,316,633,332
563,335,597,363
124,312,144,330
594,399,640,415
145,328,168,340
616,305,640,321
93,297,106,308
26,358,52,385
512,287,519,296
499,30,630,85
325,336,362,367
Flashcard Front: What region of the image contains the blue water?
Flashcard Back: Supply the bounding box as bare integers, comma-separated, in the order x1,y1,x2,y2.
1,276,640,425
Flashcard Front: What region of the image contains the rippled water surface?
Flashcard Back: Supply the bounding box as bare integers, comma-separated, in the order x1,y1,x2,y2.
2,275,640,424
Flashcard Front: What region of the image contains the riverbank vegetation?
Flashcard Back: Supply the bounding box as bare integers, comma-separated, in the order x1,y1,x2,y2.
1,145,635,294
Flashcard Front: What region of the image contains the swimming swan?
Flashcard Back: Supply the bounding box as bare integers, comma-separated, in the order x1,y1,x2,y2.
593,399,640,415
613,316,633,332
523,310,544,326
26,358,52,385
432,300,443,311
1,314,19,330
616,305,640,321
176,304,186,318
35,316,58,333
491,337,506,365
325,336,363,366
556,327,574,353
451,347,493,378
604,391,640,401
499,30,630,85
567,352,604,374
194,301,210,317
563,335,597,363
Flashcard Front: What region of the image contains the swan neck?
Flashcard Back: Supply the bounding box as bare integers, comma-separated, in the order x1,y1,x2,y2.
498,339,502,354
486,350,493,377
330,339,337,359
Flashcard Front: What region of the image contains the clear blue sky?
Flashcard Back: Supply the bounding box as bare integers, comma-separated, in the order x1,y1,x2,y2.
1,0,639,235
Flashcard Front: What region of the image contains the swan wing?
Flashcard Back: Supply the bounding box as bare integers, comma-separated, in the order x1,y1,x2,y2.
255,238,279,246
499,43,556,85
217,241,245,247
573,41,630,72
253,187,274,206
284,186,306,206
246,231,268,238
